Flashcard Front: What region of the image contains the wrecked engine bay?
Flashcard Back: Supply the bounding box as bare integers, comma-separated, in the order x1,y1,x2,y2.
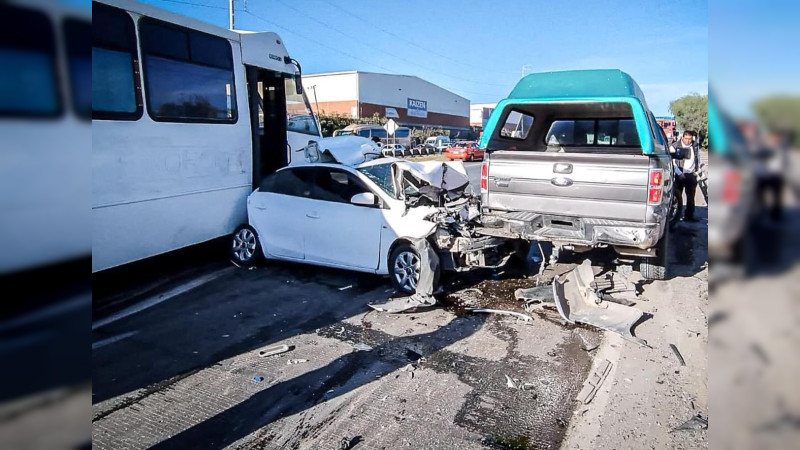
394,160,514,272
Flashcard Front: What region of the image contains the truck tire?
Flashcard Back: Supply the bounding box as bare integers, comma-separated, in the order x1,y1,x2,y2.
639,226,670,280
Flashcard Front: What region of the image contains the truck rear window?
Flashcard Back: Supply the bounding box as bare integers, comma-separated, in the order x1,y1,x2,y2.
545,119,640,147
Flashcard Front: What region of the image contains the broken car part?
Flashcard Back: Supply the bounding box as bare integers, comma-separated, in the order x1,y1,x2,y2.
669,344,686,366
466,308,532,322
258,344,292,357
672,414,708,432
553,260,648,346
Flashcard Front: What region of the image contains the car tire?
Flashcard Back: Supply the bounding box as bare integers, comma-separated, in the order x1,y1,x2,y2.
389,243,439,295
467,154,474,162
230,224,262,267
639,226,669,280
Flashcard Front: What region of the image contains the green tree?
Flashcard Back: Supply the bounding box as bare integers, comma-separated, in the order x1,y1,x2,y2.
670,94,708,147
753,96,800,147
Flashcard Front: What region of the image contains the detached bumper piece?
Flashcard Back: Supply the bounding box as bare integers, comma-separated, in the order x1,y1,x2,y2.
553,259,648,346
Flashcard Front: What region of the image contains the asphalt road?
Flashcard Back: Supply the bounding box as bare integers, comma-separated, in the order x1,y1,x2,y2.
90,159,713,449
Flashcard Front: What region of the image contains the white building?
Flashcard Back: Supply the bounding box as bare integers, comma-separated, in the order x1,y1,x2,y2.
470,102,497,129
302,71,471,136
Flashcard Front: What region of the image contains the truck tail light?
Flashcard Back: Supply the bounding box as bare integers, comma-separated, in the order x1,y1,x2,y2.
648,168,664,205
480,161,488,192
722,168,741,204
648,188,662,204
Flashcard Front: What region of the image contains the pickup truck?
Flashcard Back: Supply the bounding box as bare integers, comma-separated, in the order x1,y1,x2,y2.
477,69,682,279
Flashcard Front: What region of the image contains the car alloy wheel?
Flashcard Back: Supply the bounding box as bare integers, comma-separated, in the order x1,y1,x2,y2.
232,227,257,262
393,251,420,292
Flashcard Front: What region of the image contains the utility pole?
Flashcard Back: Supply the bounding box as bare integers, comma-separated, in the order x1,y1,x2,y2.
229,0,234,30
521,64,533,77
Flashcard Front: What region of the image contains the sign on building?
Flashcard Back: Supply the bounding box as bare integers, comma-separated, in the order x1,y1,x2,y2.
407,98,428,118
385,107,399,118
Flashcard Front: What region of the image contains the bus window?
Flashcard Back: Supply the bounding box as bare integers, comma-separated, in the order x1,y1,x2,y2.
395,128,409,138
140,18,237,123
0,4,60,117
92,3,141,120
284,77,320,136
64,19,91,120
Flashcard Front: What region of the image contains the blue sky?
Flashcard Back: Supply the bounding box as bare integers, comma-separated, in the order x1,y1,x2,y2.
710,0,800,117
137,0,708,115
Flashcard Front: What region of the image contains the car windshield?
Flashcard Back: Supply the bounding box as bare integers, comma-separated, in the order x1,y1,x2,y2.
455,142,470,147
357,163,396,198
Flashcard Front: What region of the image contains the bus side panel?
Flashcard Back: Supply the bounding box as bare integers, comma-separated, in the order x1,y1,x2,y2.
92,40,252,272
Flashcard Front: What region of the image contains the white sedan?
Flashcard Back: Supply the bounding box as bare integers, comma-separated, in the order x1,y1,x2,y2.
230,157,511,293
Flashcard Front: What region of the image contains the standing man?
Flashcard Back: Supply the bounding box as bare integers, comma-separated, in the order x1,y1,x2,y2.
671,130,699,222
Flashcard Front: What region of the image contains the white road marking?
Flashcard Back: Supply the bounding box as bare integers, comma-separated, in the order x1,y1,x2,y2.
91,268,231,331
92,331,139,350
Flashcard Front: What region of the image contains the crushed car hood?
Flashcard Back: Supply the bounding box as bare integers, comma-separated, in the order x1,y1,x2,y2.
318,136,382,166
394,160,470,192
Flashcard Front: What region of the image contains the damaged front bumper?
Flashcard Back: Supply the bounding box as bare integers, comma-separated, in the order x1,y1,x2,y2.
480,212,662,251
423,200,515,272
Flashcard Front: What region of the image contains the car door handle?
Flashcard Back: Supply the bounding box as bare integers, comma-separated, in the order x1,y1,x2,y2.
306,212,320,219
253,205,267,210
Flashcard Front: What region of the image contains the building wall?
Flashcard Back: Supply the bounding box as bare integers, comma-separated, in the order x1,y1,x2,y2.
358,102,468,128
302,71,470,129
357,72,469,118
470,103,497,128
302,72,358,104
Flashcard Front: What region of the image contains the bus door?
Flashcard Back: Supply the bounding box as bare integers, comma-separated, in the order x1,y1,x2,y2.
247,66,288,189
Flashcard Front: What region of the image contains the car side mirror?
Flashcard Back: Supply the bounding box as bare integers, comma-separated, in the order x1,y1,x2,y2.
351,192,378,207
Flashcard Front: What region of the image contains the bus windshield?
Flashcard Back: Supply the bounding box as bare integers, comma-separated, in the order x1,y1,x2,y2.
284,76,320,137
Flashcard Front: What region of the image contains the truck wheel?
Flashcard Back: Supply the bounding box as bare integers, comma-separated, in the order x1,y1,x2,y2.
230,225,262,267
639,226,670,280
389,243,439,295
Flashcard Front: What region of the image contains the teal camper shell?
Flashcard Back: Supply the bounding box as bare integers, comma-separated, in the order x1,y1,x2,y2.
479,69,659,154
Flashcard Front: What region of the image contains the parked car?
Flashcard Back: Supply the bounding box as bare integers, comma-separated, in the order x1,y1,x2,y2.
445,141,485,161
231,148,512,293
380,143,405,157
479,69,683,280
424,136,451,154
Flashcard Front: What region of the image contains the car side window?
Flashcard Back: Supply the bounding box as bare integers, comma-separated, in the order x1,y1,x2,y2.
312,168,370,204
259,168,314,198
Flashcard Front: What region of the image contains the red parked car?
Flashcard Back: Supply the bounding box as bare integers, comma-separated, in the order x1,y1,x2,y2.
444,142,485,161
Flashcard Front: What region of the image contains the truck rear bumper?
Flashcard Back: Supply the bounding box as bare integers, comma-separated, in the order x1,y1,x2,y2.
480,212,661,250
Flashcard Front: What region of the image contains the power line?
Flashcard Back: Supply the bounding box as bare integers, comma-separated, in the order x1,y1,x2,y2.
148,1,505,98
154,0,228,10
243,10,501,98
272,0,511,88
321,0,519,77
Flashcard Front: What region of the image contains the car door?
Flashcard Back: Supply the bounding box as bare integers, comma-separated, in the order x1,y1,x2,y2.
303,167,385,270
249,167,316,260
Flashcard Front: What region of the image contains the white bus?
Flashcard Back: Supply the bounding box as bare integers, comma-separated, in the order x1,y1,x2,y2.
92,0,325,272
0,0,91,275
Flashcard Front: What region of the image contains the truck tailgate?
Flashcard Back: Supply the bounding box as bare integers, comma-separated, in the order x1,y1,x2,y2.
485,151,650,222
